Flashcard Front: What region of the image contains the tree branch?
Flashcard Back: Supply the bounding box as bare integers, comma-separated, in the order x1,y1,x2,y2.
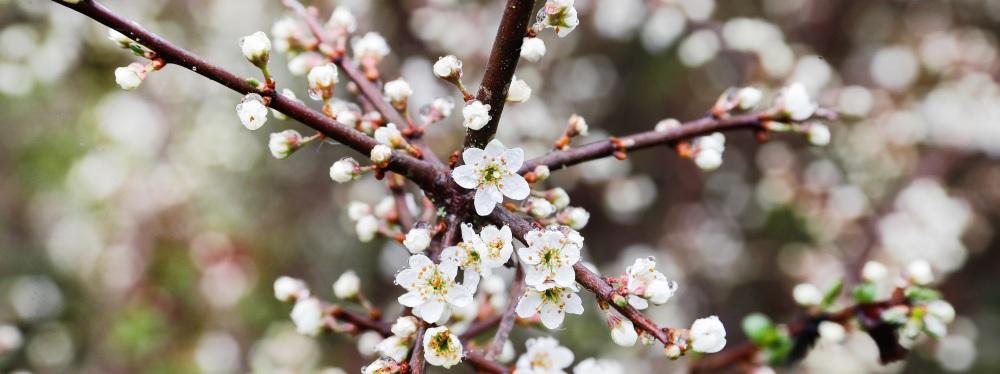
462,0,537,149
51,0,446,193
486,263,525,359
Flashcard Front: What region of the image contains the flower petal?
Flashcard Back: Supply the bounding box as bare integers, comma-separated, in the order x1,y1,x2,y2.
398,291,424,307
516,292,542,318
502,148,524,171
499,174,530,200
540,302,565,329
452,165,479,189
462,147,485,166
463,268,481,294
474,188,497,216
417,301,445,323
446,285,473,307
484,139,505,157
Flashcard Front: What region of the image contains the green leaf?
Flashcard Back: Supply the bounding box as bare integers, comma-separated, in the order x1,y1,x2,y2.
852,282,877,303
742,313,775,345
821,278,844,309
905,286,942,302
245,77,262,88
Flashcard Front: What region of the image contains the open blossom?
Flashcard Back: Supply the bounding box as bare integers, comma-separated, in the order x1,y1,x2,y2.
462,100,492,130
516,337,574,374
290,297,325,336
780,83,818,121
515,284,583,329
507,76,532,103
521,37,546,62
690,316,727,353
362,358,400,374
452,139,529,216
269,130,303,159
403,227,431,253
236,94,268,130
114,63,147,91
624,256,678,309
352,32,390,63
542,0,580,38
330,158,361,183
273,276,309,302
433,55,463,80
423,326,463,368
518,228,582,289
240,31,271,67
395,254,473,323
333,270,361,299
440,224,513,292
327,6,357,33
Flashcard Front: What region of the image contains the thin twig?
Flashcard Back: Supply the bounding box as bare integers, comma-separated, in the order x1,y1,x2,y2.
486,263,525,359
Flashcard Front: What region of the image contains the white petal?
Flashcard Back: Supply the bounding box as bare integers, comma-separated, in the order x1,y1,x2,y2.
474,188,497,216
460,223,479,243
462,147,486,165
463,268,481,294
398,291,424,307
395,269,419,289
540,303,565,329
502,148,524,171
417,301,445,323
564,292,584,314
523,266,547,287
628,295,649,310
518,247,541,265
440,246,464,266
446,285,473,307
438,261,459,279
452,165,479,189
409,254,434,269
499,174,530,200
484,139,505,157
553,265,576,287
516,292,542,318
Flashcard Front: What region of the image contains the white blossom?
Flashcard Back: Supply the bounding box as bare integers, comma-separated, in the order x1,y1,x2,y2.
462,100,492,131
736,87,762,110
0,325,23,353
391,316,419,338
574,358,623,374
395,254,473,323
307,64,339,100
518,228,582,289
568,114,588,136
543,0,580,38
516,285,583,329
362,358,399,374
808,123,831,146
507,76,532,103
441,224,512,293
690,316,727,353
114,63,146,91
608,317,638,347
907,260,934,285
355,215,380,242
431,98,455,118
516,337,574,374
327,7,357,33
374,123,406,148
926,300,956,323
240,31,271,67
861,261,889,282
376,335,409,363
384,78,413,106
521,37,547,62
333,270,361,299
433,55,463,80
780,82,818,121
655,118,682,132
353,32,390,62
348,202,372,221
557,207,590,230
370,144,393,166
290,297,325,336
452,139,529,215
624,256,677,309
694,149,723,171
403,227,432,253
792,283,822,306
269,130,303,159
423,326,463,368
236,94,269,130
817,321,846,344
529,197,556,218
274,276,310,302
330,158,361,183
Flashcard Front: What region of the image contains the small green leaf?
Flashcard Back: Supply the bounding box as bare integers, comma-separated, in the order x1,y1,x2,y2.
821,278,844,309
905,286,942,302
852,282,877,303
245,77,262,88
742,313,774,345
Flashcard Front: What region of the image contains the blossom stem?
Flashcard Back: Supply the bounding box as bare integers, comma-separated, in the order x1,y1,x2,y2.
485,263,525,359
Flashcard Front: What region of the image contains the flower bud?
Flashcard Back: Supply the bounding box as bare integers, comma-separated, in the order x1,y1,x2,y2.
664,344,682,359
307,64,339,100
352,32,390,63
290,297,325,336
817,321,846,344
655,118,682,132
384,78,413,108
906,260,934,285
269,130,303,159
861,261,888,283
609,317,638,347
694,149,723,171
374,123,405,148
274,276,310,302
533,165,551,182
557,207,590,230
357,331,383,357
330,157,361,183
114,63,147,91
463,100,491,130
327,6,357,33
236,93,269,130
780,82,818,121
391,316,419,338
403,228,432,253
568,114,589,136
348,202,372,221
355,215,379,242
240,31,271,67
333,270,361,299
0,325,24,353
498,339,515,363
521,37,546,62
506,76,532,103
793,283,823,306
528,197,556,218
433,55,463,80
645,279,678,305
545,188,570,208
690,315,727,353
807,123,831,146
108,29,132,48
736,87,762,110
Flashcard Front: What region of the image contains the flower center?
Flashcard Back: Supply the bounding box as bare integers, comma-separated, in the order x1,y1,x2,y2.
425,270,448,294
479,163,504,185
432,332,453,353
541,288,562,304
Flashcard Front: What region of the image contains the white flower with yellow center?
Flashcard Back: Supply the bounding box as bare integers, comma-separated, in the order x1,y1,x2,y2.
518,228,582,289
440,224,514,293
423,326,463,368
515,284,583,329
515,336,574,374
452,139,530,216
395,254,473,323
624,256,678,309
542,0,580,38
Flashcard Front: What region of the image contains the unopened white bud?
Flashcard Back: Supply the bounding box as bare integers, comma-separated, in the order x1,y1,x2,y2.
736,87,762,110
568,114,589,136
498,339,515,363
403,228,432,253
533,165,551,181
236,94,269,130
507,76,532,103
521,37,547,62
694,149,723,171
330,158,361,183
817,321,846,344
807,123,831,146
114,63,146,91
655,118,682,132
333,270,361,299
528,197,556,218
384,78,413,107
391,316,419,337
559,207,590,230
374,123,405,147
108,29,132,48
664,344,682,359
690,316,727,353
906,260,934,285
274,276,310,302
431,98,455,118
348,202,372,221
548,188,570,208
861,261,889,282
610,318,638,347
355,215,379,242
463,100,492,130
433,55,463,80
290,297,325,336
370,144,393,166
240,31,272,67
269,130,303,159
781,82,818,121
307,64,339,100
327,7,357,33
792,283,822,306
352,32,390,62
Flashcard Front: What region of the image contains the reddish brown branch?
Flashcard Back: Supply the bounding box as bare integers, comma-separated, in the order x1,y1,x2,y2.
486,264,525,359
462,0,537,149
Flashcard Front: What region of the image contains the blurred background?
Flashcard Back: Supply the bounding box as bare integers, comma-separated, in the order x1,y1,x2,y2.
1,0,999,373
